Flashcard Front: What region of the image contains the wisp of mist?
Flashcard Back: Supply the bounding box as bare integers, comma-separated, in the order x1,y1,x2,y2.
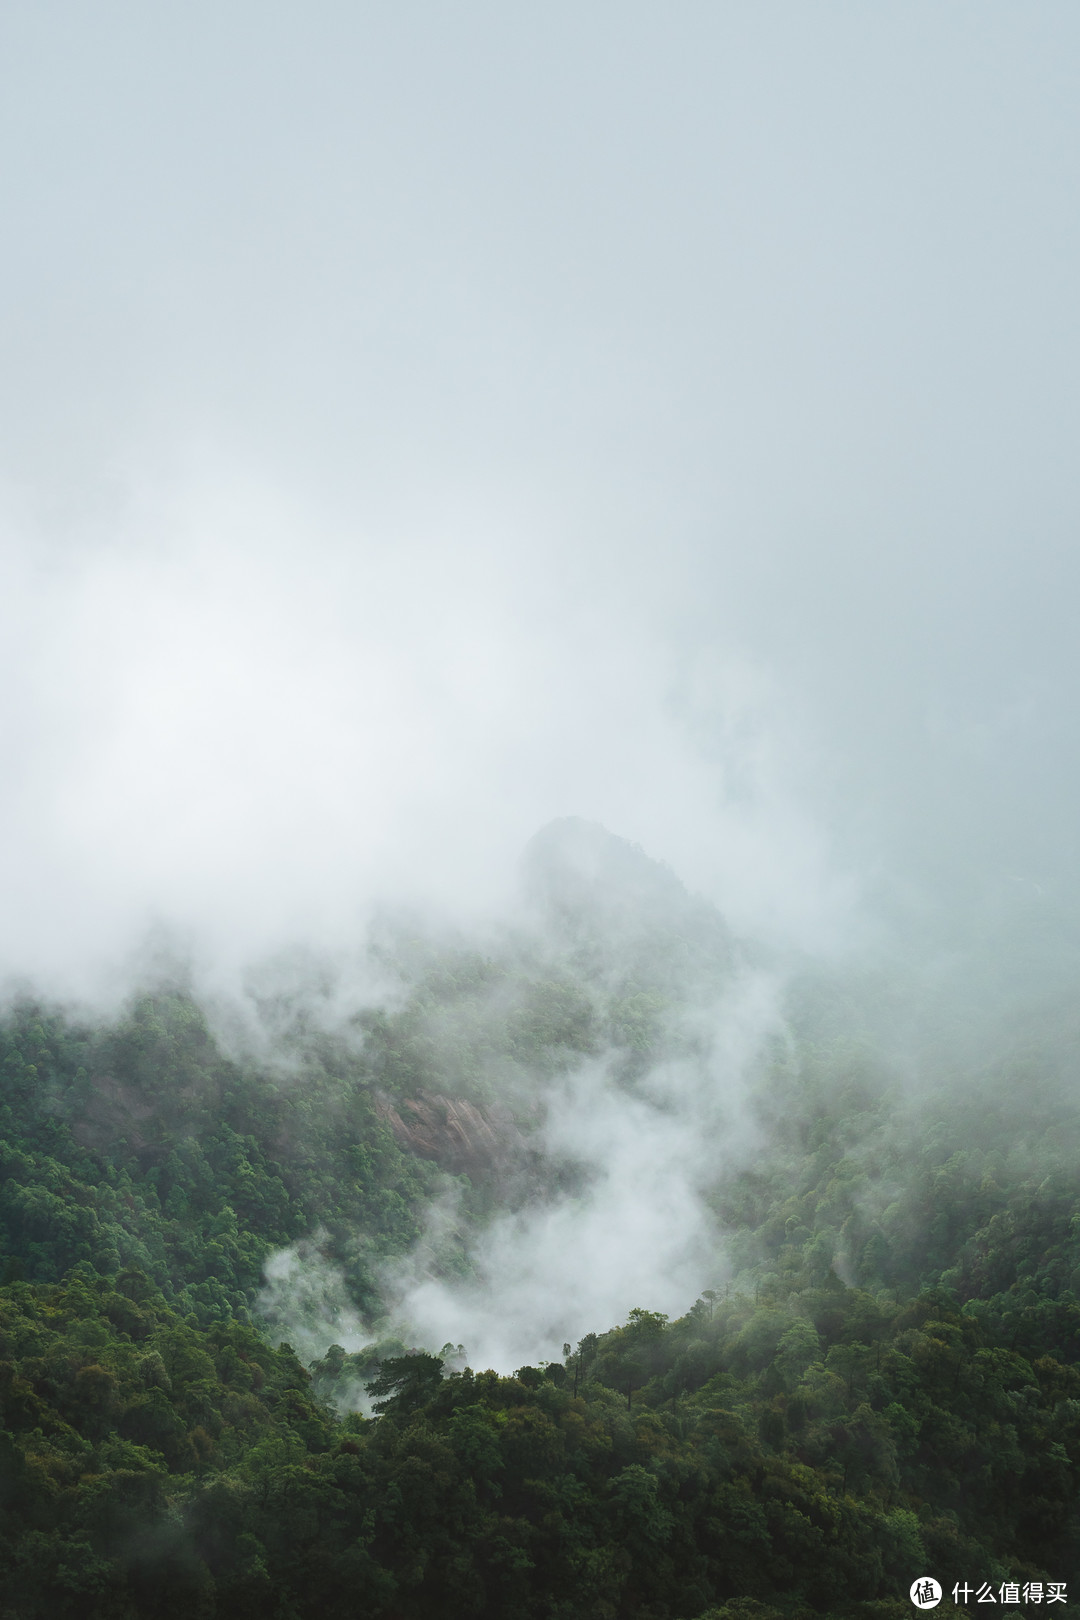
258,936,782,1373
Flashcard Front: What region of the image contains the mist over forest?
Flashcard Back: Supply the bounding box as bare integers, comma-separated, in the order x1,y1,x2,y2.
3,5,1080,1617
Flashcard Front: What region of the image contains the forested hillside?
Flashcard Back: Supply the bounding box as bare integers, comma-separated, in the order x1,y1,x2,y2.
1,826,1079,1618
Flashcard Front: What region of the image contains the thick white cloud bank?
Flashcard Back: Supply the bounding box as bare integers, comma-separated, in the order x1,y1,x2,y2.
0,469,848,998
1,4,1079,1008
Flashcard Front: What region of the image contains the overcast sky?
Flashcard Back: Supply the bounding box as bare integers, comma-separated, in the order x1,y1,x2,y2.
2,2,1079,996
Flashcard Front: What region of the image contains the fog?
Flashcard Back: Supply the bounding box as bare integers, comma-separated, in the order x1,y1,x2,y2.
3,4,1080,1364
377,965,781,1372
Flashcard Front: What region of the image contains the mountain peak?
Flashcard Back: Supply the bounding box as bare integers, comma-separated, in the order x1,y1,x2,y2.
521,818,733,984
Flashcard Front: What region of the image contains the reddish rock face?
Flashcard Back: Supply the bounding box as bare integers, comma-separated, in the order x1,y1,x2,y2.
374,1092,520,1177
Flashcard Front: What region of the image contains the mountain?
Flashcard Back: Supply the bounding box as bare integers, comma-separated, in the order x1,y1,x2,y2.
0,826,1078,1616
522,816,737,992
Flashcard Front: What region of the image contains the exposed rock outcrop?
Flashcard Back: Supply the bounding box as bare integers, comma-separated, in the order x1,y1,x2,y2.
374,1092,523,1177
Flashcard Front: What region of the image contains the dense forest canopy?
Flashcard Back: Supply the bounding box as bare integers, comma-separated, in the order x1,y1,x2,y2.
1,822,1079,1618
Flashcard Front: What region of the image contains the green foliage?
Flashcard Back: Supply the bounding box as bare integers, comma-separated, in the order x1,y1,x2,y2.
0,993,438,1323
3,893,1080,1615
365,1353,446,1415
3,1262,1075,1617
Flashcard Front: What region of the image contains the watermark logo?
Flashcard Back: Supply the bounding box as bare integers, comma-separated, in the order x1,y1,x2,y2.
909,1577,1068,1606
951,1581,1067,1604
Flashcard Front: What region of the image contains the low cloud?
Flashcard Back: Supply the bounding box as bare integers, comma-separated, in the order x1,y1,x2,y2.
258,959,782,1373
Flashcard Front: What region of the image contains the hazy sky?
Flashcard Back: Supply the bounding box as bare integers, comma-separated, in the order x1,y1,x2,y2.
2,2,1079,994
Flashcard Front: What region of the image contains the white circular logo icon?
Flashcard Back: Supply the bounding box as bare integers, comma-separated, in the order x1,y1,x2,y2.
910,1578,942,1609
